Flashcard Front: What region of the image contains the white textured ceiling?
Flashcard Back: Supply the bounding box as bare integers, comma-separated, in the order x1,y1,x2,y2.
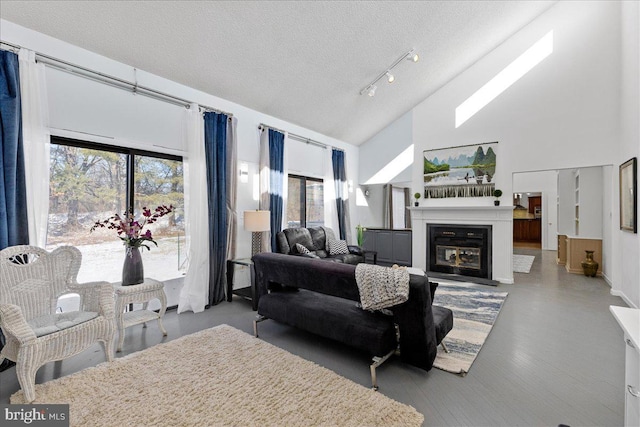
0,1,556,145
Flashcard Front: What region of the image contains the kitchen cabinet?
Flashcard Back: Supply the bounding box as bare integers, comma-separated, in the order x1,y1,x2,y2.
513,218,541,242
362,228,412,266
528,196,542,217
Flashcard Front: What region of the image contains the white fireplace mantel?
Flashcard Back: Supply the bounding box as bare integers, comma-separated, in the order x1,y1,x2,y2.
409,206,514,284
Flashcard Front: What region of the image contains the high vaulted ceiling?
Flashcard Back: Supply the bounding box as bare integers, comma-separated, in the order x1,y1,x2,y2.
0,1,556,145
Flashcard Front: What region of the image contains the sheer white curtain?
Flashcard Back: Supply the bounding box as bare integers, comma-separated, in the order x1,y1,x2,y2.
281,133,289,230
340,154,353,243
226,116,238,262
18,49,50,248
323,147,338,232
178,104,209,313
258,129,271,252
392,186,405,229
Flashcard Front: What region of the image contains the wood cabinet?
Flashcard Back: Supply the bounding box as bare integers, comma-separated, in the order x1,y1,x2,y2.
513,219,541,242
557,234,567,265
565,236,602,275
528,196,542,216
362,229,412,266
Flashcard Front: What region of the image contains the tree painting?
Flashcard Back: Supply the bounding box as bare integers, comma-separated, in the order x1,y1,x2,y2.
423,142,498,199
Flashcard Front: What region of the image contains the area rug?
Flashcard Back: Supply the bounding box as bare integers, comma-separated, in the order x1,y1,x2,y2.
513,254,535,273
11,324,423,427
432,280,508,375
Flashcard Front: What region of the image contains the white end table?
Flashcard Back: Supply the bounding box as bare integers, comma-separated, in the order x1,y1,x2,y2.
113,278,168,352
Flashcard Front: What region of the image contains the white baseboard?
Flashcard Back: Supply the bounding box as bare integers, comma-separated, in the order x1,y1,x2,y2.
610,289,638,309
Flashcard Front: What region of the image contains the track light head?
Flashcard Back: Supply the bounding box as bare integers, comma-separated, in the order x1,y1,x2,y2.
386,72,395,83
360,48,417,96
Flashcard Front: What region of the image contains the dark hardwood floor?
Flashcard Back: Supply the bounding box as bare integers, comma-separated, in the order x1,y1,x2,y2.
0,249,627,426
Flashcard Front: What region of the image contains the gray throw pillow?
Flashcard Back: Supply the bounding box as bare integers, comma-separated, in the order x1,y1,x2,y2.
328,239,349,255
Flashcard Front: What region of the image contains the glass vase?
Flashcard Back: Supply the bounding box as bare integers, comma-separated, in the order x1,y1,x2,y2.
122,246,144,285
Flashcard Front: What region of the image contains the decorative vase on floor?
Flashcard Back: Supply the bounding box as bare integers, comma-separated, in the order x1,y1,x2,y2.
581,250,598,277
122,246,144,285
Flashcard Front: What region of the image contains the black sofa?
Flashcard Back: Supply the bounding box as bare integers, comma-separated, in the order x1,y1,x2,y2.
275,226,364,264
252,252,453,389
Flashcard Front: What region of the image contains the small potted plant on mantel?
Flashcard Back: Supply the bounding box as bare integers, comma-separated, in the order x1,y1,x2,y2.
414,192,421,207
493,189,503,206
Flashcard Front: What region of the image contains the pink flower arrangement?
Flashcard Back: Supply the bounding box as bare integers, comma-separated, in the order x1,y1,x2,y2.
91,205,174,251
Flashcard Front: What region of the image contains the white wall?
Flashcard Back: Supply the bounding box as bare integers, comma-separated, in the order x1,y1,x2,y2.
358,111,413,185
411,1,620,201
46,67,186,154
513,170,557,250
613,1,640,308
356,184,384,228
602,165,614,285
1,19,362,255
576,167,603,239
356,111,413,228
406,0,623,284
358,1,635,295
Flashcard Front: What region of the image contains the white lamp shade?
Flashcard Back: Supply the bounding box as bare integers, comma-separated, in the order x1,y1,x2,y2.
244,210,270,232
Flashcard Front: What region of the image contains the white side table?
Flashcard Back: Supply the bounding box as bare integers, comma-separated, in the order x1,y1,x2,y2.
113,278,167,352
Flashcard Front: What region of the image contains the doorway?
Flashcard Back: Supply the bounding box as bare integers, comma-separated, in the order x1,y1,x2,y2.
513,192,542,249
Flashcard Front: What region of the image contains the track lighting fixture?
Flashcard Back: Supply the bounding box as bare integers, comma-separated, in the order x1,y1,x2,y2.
359,48,418,97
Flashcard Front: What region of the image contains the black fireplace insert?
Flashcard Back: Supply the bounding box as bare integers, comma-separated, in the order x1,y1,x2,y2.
427,224,492,279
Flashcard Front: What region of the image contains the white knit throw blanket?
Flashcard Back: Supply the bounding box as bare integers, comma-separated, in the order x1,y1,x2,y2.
355,264,410,311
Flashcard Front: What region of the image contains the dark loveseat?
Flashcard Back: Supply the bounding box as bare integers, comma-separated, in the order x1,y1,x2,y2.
252,252,453,389
275,226,364,264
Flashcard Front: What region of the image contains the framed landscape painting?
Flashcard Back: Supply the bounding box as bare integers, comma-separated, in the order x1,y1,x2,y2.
620,157,637,233
423,142,498,199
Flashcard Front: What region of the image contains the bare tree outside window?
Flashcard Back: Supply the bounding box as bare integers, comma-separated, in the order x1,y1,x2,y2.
47,140,185,299
287,175,324,228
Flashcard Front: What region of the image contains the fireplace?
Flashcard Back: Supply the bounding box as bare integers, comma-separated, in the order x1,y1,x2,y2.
427,224,492,279
410,207,513,284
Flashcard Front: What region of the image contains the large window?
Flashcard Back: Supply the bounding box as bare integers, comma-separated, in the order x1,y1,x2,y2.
47,137,185,288
287,175,324,228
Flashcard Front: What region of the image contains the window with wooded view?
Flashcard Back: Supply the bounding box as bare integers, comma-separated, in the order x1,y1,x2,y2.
47,137,185,286
287,175,324,228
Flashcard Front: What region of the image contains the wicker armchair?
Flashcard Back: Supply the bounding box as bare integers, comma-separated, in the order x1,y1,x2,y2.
0,245,115,402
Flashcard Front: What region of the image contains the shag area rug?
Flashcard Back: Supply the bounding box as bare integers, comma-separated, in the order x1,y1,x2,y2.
513,254,535,273
432,280,508,375
11,324,424,427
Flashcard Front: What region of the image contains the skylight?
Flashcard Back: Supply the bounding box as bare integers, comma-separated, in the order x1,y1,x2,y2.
455,31,554,128
364,144,414,185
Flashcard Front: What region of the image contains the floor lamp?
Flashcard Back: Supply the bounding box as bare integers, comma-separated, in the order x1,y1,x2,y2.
244,210,270,257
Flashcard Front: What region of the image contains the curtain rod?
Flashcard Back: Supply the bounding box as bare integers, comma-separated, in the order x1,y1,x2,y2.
1,40,232,117
258,124,344,152
1,41,20,53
